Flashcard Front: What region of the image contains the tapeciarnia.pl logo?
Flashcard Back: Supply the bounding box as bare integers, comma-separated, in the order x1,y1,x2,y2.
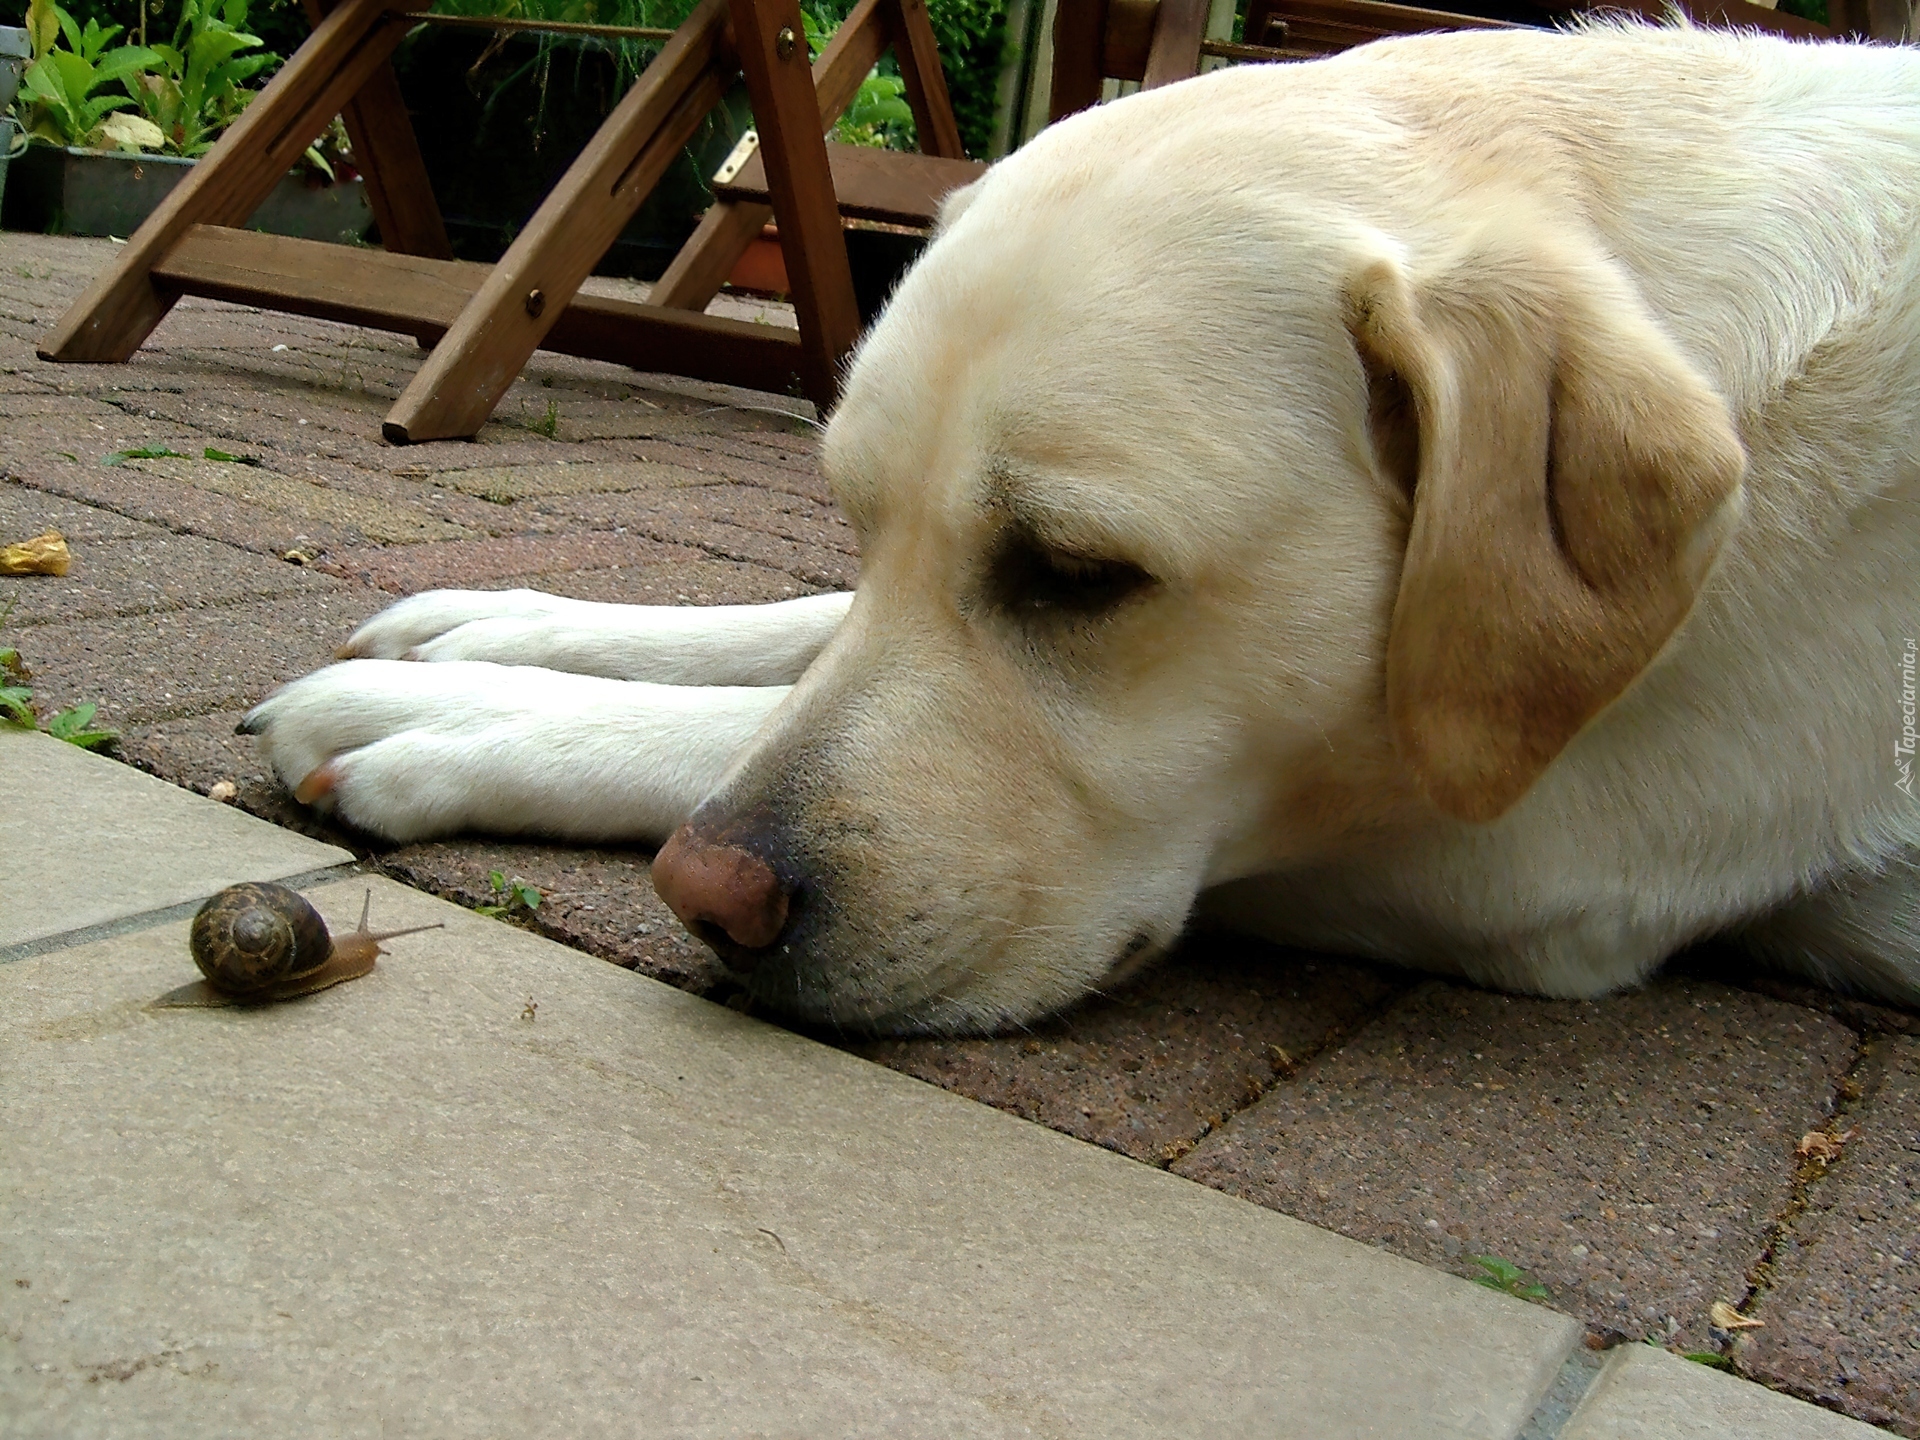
1899,637,1917,798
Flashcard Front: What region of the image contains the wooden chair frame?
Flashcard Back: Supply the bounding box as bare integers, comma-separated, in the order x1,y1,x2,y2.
38,0,970,442
1049,0,1853,124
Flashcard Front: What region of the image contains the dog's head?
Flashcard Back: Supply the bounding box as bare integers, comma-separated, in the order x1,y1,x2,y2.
653,71,1745,1033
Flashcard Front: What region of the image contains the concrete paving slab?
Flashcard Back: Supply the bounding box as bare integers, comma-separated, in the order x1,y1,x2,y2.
1739,1036,1920,1435
0,875,1579,1440
1559,1344,1890,1438
0,727,348,947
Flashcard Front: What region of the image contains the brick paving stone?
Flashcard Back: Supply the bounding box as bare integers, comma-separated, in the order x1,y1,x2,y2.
505,560,825,606
0,528,337,628
13,590,387,726
0,392,124,420
377,839,729,994
621,434,834,494
543,488,857,582
1174,979,1859,1353
123,456,476,544
0,409,207,469
20,453,494,556
1740,1036,1920,1436
7,453,390,558
0,479,150,542
312,533,832,601
424,459,728,501
850,944,1406,1165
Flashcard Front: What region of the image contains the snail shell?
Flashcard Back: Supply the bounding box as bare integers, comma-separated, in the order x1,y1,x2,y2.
155,884,442,1009
190,881,332,994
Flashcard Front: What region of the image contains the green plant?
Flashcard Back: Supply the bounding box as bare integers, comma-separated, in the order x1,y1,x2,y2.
1470,1255,1550,1302
475,870,543,918
102,444,187,463
0,602,120,751
917,0,1003,158
527,398,560,438
799,5,912,149
14,0,163,150
1679,1349,1732,1370
121,0,277,157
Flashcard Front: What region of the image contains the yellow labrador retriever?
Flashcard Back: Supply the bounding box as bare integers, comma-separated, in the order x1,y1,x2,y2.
245,23,1920,1033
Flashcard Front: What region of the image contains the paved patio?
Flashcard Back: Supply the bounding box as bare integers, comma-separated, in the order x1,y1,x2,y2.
1,230,1914,1435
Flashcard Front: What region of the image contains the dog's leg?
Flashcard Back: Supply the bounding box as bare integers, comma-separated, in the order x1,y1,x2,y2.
1737,854,1920,1006
338,589,853,686
241,660,787,844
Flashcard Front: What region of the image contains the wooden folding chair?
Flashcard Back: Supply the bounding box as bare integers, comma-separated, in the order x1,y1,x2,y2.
39,0,984,442
1241,0,1840,51
1048,0,1852,124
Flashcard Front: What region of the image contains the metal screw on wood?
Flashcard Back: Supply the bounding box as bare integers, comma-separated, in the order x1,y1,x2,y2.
525,289,545,318
775,25,797,58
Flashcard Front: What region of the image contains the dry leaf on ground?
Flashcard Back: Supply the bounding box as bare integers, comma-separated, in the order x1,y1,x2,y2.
1710,1301,1765,1331
0,531,70,577
1796,1126,1860,1165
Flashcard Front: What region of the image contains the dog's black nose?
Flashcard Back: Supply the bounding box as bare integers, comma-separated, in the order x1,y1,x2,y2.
651,819,794,970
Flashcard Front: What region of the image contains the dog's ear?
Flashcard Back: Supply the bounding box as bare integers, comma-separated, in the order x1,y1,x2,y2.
1347,230,1746,822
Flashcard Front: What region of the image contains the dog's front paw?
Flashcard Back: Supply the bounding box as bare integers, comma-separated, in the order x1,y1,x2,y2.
336,588,572,661
240,660,554,842
242,660,788,845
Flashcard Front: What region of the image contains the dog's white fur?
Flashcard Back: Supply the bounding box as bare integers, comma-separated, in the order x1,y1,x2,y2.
247,25,1920,1031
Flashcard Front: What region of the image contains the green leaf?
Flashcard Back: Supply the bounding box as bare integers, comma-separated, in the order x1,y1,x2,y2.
1470,1255,1550,1301
489,869,508,892
46,701,118,751
26,0,61,63
103,445,187,465
44,701,96,738
202,446,261,465
0,685,37,725
513,884,542,911
1681,1351,1732,1370
91,46,164,88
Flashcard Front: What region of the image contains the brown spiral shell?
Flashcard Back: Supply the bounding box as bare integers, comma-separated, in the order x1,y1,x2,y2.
188,881,332,995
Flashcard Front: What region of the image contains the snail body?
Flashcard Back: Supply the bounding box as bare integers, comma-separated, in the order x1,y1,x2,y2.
156,883,441,1008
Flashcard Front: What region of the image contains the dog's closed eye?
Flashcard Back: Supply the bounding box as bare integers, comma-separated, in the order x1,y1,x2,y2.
986,533,1155,617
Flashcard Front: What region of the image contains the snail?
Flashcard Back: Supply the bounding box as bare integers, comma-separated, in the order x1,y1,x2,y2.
153,882,442,1008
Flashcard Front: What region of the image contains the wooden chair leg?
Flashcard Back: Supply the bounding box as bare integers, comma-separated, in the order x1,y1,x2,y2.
1049,0,1109,121
38,0,427,364
381,0,734,443
650,0,899,316
651,199,774,310
729,0,862,407
1142,0,1208,89
888,0,967,158
300,0,452,260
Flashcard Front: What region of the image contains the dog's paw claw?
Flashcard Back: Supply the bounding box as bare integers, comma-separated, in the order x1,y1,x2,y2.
294,762,339,805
